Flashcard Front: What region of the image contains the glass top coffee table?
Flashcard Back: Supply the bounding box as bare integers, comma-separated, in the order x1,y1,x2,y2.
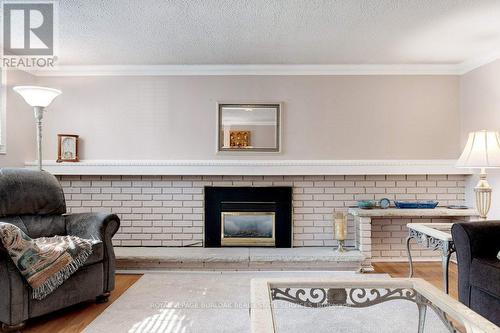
251,278,499,333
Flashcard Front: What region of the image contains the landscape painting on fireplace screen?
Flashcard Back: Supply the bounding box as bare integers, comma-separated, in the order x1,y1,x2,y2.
221,212,275,246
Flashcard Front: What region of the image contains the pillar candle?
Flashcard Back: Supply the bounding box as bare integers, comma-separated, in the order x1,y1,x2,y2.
334,212,347,241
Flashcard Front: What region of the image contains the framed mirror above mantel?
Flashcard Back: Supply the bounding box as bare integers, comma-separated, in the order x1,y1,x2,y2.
217,103,281,153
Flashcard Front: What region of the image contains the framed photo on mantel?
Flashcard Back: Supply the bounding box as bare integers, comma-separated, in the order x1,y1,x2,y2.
57,134,79,162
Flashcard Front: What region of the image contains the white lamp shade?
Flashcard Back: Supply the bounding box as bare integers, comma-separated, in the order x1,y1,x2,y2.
456,130,500,168
13,86,61,108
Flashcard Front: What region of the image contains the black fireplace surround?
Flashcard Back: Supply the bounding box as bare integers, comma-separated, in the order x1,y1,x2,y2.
204,187,292,247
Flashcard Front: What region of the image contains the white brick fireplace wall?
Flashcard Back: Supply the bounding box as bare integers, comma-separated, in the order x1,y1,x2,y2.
58,174,467,261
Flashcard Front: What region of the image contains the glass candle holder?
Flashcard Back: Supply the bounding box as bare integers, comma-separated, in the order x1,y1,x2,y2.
334,212,347,252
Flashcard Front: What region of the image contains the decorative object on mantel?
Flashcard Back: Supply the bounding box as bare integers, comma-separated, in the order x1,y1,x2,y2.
218,103,281,152
57,134,79,162
378,198,391,209
13,86,62,171
456,130,500,219
229,130,251,148
447,205,469,209
334,212,347,252
394,201,439,209
357,198,391,209
357,200,377,209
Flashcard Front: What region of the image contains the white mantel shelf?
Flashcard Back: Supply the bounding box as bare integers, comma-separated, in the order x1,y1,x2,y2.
25,159,472,176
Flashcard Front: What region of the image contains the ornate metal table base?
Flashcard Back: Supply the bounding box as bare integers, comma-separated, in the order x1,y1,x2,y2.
271,287,457,333
406,228,455,294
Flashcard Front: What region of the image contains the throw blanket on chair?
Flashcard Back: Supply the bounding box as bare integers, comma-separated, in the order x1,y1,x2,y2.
0,222,94,300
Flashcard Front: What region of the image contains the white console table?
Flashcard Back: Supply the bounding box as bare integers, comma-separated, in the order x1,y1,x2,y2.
406,223,457,294
347,208,479,272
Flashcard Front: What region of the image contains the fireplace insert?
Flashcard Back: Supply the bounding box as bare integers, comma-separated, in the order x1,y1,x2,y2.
204,187,292,248
221,211,275,246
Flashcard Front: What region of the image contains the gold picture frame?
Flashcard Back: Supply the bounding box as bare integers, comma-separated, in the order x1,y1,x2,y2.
56,134,79,163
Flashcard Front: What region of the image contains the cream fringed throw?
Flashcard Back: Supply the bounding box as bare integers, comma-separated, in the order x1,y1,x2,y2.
0,222,94,300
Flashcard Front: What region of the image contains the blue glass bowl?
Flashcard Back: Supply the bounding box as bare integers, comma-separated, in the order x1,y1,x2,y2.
394,201,438,209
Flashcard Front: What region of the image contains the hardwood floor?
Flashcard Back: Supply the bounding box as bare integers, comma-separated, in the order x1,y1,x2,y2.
373,261,458,300
23,274,142,333
19,262,458,332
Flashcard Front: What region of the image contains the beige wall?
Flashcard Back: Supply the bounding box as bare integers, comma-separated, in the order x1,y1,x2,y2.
460,59,500,142
460,59,500,218
28,75,460,161
0,74,461,166
0,70,36,167
6,65,500,217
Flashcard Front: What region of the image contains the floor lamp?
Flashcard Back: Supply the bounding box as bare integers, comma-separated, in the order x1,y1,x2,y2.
456,130,500,219
13,86,62,171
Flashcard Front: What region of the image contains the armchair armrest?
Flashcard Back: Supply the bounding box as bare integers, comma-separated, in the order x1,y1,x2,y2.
65,213,120,293
65,213,120,242
451,221,500,306
452,222,500,260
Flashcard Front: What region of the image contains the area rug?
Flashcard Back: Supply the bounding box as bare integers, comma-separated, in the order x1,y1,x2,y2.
84,271,449,333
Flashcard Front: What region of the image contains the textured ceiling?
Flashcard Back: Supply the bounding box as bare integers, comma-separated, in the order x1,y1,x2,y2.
56,0,500,65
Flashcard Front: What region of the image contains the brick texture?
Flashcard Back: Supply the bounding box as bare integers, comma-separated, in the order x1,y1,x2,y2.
58,174,466,259
371,217,449,261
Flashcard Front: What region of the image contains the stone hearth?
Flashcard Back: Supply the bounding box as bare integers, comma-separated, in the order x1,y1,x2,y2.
115,247,365,271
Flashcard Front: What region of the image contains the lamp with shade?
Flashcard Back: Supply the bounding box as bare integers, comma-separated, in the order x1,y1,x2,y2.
13,86,61,171
456,130,500,218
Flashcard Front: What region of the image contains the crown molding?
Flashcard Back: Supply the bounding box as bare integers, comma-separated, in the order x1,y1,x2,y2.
24,159,471,176
26,64,461,77
456,50,500,75
23,52,500,77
